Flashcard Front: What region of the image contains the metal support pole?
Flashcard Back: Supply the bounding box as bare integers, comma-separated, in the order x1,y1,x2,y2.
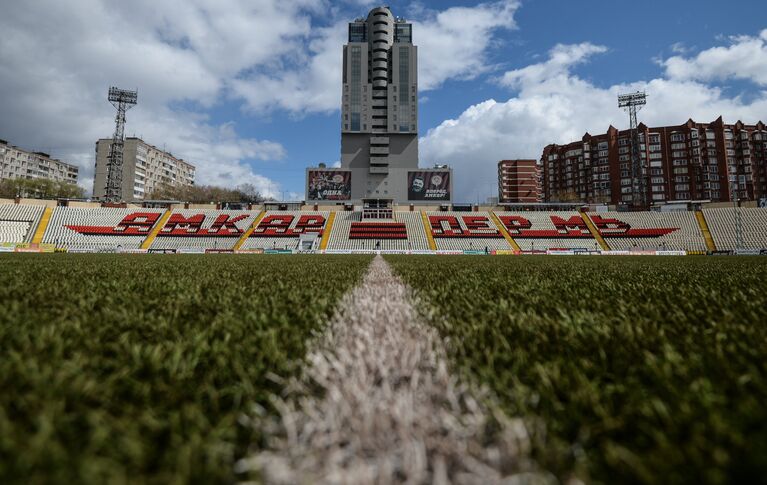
104,87,137,203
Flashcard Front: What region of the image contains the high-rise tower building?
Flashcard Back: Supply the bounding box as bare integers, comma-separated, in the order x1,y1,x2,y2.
342,7,418,199
307,6,451,204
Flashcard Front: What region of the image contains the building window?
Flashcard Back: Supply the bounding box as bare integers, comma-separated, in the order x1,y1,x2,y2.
350,46,362,131
349,23,367,43
395,24,412,43
399,47,409,106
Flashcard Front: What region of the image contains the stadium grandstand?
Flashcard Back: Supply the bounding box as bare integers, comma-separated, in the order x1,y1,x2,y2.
149,209,258,251
327,211,429,252
427,212,512,252
0,204,45,244
43,206,165,251
241,211,329,251
703,208,767,251
1,201,766,254
495,211,597,251
589,211,709,252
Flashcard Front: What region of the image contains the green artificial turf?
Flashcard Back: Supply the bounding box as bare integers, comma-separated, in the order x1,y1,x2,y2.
0,254,371,484
386,255,767,485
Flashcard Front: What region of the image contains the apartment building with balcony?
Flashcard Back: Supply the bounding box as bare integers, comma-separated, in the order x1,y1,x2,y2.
497,159,541,203
0,139,79,185
541,117,767,206
93,137,195,201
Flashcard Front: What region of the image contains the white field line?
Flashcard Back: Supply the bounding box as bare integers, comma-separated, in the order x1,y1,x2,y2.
237,255,551,484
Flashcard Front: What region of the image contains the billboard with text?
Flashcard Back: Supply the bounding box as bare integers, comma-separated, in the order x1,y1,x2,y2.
307,170,351,201
408,171,451,201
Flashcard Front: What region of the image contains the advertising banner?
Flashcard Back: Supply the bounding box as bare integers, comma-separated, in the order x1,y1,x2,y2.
733,249,761,256
177,248,206,254
307,170,351,201
408,171,450,201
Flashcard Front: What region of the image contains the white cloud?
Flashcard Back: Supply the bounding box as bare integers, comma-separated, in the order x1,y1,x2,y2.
415,0,520,90
231,21,346,114
0,0,323,196
663,29,767,86
670,42,692,55
0,0,521,195
500,43,608,90
132,112,285,196
421,41,767,202
232,0,521,114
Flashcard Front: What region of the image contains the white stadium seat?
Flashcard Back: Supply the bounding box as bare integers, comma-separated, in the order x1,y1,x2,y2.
240,211,329,250
703,207,767,250
326,212,430,251
590,211,708,251
494,211,595,251
427,212,512,251
42,207,165,250
0,204,45,243
150,209,257,251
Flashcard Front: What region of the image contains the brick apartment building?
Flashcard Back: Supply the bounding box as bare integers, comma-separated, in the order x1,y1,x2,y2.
497,159,540,203
541,117,767,206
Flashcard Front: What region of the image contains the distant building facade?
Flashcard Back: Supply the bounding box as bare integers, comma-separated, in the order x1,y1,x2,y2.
497,159,540,203
542,117,767,206
0,139,79,185
93,137,195,201
307,6,452,204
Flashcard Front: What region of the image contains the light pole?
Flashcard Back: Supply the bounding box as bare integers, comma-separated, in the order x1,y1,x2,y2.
733,181,744,252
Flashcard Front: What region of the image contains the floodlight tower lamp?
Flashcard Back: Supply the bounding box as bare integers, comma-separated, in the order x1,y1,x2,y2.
618,91,648,208
104,86,138,203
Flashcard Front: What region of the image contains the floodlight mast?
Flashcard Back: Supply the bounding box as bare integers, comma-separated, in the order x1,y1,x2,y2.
618,91,648,208
104,87,138,202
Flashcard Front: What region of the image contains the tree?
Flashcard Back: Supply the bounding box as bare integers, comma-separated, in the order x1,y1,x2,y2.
550,189,582,203
146,183,265,204
0,178,84,199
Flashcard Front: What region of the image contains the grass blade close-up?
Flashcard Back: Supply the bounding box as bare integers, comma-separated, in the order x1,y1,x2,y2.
386,255,767,485
0,254,371,484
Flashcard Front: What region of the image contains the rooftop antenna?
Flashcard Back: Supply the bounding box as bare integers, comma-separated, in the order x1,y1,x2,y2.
105,86,137,202
618,91,648,207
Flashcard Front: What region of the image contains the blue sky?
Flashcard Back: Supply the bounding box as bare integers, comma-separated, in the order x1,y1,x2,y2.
0,0,765,202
